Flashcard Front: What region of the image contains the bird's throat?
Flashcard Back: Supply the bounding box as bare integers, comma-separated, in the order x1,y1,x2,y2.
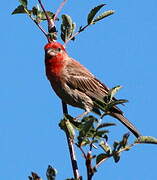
45,55,65,78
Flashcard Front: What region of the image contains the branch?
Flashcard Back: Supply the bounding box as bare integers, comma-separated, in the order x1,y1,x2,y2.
76,144,87,159
37,0,55,32
64,24,90,46
61,101,80,179
54,0,68,21
24,8,48,39
95,142,137,169
86,152,95,180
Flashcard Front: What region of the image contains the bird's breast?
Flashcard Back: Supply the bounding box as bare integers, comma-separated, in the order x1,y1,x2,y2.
45,57,65,79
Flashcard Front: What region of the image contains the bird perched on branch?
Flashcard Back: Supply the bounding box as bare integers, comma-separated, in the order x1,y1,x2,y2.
44,42,141,138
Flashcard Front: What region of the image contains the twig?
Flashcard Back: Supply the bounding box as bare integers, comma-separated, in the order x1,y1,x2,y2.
37,0,55,31
24,8,48,38
64,24,90,46
95,142,137,169
95,154,111,169
61,101,80,179
37,0,58,42
54,0,68,21
76,143,96,179
76,144,87,159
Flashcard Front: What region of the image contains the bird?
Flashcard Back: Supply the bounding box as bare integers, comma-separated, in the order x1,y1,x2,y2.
44,41,141,138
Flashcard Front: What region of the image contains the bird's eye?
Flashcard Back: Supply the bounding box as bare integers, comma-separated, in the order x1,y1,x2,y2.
57,48,61,52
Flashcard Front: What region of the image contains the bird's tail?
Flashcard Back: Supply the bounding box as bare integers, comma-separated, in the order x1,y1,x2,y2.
93,99,141,138
110,112,141,138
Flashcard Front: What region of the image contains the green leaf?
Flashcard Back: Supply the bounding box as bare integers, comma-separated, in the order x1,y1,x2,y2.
82,115,98,122
78,138,91,146
93,10,115,24
107,99,128,109
59,118,75,139
65,120,75,139
87,4,105,25
99,141,112,154
19,0,27,8
61,14,75,42
108,85,122,101
96,153,108,165
31,6,55,23
79,119,94,137
40,11,55,21
95,130,108,138
12,5,26,15
97,122,116,130
135,136,157,144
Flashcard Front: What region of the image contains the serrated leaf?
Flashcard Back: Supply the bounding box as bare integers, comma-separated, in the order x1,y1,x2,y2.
12,5,26,15
19,0,27,8
135,136,157,144
87,4,105,25
96,153,108,165
108,85,122,101
93,10,115,24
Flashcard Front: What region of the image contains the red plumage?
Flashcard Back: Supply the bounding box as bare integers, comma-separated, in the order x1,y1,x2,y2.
44,42,141,138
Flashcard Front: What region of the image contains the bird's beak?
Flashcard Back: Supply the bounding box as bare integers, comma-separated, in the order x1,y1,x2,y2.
46,48,56,57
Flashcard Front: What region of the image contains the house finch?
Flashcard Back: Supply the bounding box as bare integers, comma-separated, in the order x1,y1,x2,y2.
44,42,141,138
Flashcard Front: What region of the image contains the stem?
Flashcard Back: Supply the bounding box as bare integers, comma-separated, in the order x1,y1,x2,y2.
76,144,87,159
61,101,80,179
24,8,48,39
37,0,56,41
86,152,94,180
95,143,137,169
95,155,110,169
37,0,54,29
64,24,90,46
54,0,68,21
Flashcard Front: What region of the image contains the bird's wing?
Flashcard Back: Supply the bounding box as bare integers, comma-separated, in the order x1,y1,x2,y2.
65,58,109,102
65,59,141,138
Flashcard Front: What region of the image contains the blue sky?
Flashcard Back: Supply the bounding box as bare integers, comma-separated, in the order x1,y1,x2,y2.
1,0,157,179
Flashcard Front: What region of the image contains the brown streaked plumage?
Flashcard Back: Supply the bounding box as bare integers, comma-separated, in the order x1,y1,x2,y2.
44,42,141,138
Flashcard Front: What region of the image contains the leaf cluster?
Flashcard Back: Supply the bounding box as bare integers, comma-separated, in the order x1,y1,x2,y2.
12,0,55,24
87,4,114,25
28,165,57,180
59,85,157,178
61,15,76,42
12,1,115,43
